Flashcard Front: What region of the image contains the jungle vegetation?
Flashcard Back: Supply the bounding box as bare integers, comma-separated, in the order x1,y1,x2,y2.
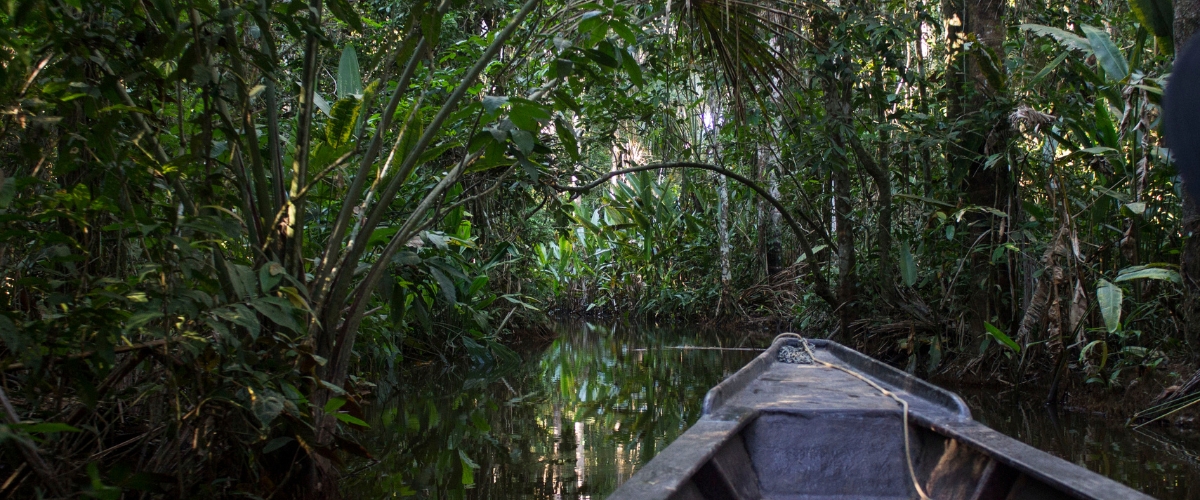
0,0,1198,497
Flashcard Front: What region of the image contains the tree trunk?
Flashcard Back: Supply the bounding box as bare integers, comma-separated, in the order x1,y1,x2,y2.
854,134,894,305
834,164,856,340
757,146,783,278
718,173,732,294
817,67,859,338
1177,0,1200,347
767,169,784,276
943,0,1010,346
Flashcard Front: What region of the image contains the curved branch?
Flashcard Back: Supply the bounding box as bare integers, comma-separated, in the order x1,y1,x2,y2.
548,162,837,307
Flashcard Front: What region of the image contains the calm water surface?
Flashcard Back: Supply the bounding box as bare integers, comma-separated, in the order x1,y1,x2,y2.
951,386,1200,499
346,323,1200,499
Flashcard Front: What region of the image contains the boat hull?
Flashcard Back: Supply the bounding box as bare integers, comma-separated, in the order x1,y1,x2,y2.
607,338,1153,500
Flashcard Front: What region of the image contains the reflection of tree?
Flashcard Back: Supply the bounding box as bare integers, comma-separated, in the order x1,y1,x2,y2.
343,322,758,499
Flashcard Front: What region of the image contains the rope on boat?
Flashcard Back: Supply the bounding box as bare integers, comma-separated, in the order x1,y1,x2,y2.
773,333,933,500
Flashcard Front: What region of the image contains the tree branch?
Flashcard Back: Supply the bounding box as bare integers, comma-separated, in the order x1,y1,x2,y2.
548,161,837,307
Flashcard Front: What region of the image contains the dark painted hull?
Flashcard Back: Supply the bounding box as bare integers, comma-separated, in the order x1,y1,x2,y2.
608,338,1154,500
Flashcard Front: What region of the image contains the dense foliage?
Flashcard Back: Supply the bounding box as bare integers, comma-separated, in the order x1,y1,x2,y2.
0,0,1196,497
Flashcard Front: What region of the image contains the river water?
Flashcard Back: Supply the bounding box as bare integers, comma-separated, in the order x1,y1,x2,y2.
345,322,1200,499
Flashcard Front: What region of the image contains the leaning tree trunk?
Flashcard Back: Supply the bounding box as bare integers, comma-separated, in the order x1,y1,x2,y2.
1177,0,1200,349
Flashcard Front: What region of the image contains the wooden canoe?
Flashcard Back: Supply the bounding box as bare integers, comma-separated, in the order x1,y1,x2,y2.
608,337,1154,500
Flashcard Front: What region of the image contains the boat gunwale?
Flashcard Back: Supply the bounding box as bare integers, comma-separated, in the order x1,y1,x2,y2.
613,337,1156,500
702,337,972,420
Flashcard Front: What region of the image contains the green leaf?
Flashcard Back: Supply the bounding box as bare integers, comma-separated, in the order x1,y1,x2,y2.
1079,146,1117,155
1081,24,1129,81
326,96,362,148
578,11,606,39
899,243,917,287
1081,340,1110,370
1116,267,1181,284
1124,202,1147,215
324,397,347,413
263,437,294,453
214,304,261,338
1097,279,1123,333
610,20,638,45
419,7,443,49
225,261,260,299
984,322,1020,352
313,91,331,116
509,99,551,131
469,412,491,432
277,286,312,312
248,296,302,333
482,95,508,113
459,449,479,485
21,422,81,433
467,275,488,298
258,261,285,293
1128,0,1173,53
554,115,580,161
325,0,364,32
621,48,644,87
337,46,363,99
510,130,535,156
124,311,164,332
1092,100,1119,149
1019,24,1092,53
555,58,574,78
584,47,619,68
428,267,457,304
393,115,424,178
1031,52,1069,84
972,42,1006,90
416,141,460,168
334,413,369,427
320,380,345,395
251,388,285,426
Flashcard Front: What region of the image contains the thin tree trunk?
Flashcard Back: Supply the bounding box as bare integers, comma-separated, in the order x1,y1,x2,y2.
834,164,856,339
767,169,783,276
718,173,732,293
757,145,783,277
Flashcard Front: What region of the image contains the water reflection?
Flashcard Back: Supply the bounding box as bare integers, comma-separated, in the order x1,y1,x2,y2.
346,326,1200,499
952,385,1200,499
344,322,759,499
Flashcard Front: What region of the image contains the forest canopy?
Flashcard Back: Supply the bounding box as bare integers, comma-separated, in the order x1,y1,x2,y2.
0,0,1195,497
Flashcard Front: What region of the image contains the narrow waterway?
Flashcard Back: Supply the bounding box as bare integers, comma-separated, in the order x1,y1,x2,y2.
345,323,1200,498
